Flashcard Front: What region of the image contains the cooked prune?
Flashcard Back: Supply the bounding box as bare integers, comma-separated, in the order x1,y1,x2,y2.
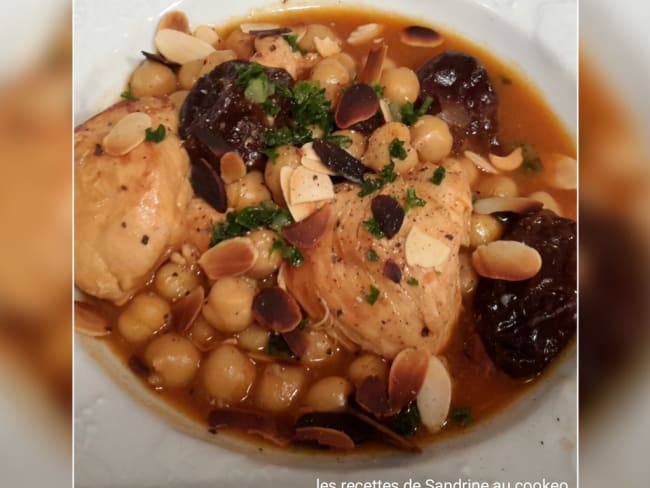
179,60,294,172
474,210,576,378
417,51,500,153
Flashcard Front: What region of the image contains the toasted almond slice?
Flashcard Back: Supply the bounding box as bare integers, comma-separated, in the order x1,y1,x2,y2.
347,23,384,46
547,154,577,190
301,142,335,175
359,43,388,84
528,191,561,215
252,286,302,333
158,10,189,33
464,150,499,174
417,355,452,433
75,302,111,337
173,286,204,332
314,36,342,57
289,166,335,205
240,22,281,34
356,375,392,417
193,25,220,47
198,237,258,280
155,28,216,64
405,225,451,269
388,348,429,411
220,151,247,183
294,427,355,450
400,26,444,48
379,98,394,123
489,147,523,171
473,196,543,215
471,240,542,281
283,204,331,249
102,112,152,156
280,166,319,221
335,84,380,129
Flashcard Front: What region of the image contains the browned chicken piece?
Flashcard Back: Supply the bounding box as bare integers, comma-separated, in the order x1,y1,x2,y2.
285,159,472,359
75,97,192,305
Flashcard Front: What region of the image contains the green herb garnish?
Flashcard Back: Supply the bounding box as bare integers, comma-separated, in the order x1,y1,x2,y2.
404,188,426,212
236,62,276,104
430,166,446,185
120,83,137,101
389,138,407,160
289,80,334,134
400,95,433,125
283,34,307,55
271,239,304,267
371,83,384,97
144,124,166,143
449,407,474,427
358,161,398,197
324,134,352,148
210,203,294,246
267,334,294,357
387,402,421,437
261,99,281,116
406,277,419,286
364,285,380,305
363,218,385,239
366,248,379,262
261,147,279,163
520,143,544,172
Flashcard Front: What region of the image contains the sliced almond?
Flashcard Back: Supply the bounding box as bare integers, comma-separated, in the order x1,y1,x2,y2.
473,196,543,215
489,147,523,171
464,150,499,174
359,43,387,84
347,23,384,46
280,166,319,221
289,166,334,205
335,84,380,129
314,36,342,57
158,11,189,33
388,348,429,411
471,240,542,281
252,286,302,333
102,112,152,156
405,225,451,269
356,375,392,417
193,25,220,47
301,142,335,175
379,98,394,123
416,355,452,433
400,26,444,48
75,302,111,337
240,23,281,34
283,204,331,249
294,427,355,450
220,151,247,183
547,154,577,190
528,191,561,215
198,237,258,280
173,286,205,332
155,28,216,64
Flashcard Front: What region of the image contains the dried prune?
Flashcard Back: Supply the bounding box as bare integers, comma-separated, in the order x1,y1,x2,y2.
474,210,576,378
417,51,500,153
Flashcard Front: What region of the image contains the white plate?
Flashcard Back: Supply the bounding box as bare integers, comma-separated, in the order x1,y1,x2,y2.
74,1,577,486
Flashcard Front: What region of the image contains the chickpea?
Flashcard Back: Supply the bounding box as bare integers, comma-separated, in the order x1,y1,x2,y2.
348,353,389,388
264,145,300,205
330,52,357,79
247,229,282,278
202,277,256,333
178,58,203,90
130,61,177,97
169,90,189,109
255,363,306,413
300,330,337,365
331,130,366,159
197,50,237,78
234,171,271,211
469,214,504,248
457,156,480,188
379,67,420,105
144,333,200,388
224,28,254,59
363,122,419,174
303,376,353,413
311,58,351,102
476,175,519,198
298,24,339,52
188,316,219,350
410,115,453,163
153,262,199,301
237,324,270,352
202,344,256,405
117,293,170,344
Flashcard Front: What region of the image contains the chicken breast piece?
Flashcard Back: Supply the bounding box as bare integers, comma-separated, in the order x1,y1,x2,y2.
285,159,472,359
75,97,192,305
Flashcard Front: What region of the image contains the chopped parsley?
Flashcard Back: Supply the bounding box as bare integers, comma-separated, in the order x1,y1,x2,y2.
366,248,379,262
387,402,421,437
210,203,294,246
120,83,137,101
389,138,408,160
400,95,433,125
267,334,293,357
324,134,352,148
283,34,307,55
358,161,398,197
406,277,419,286
261,99,281,116
364,285,380,305
271,239,305,267
430,166,446,185
403,188,426,213
371,83,384,97
261,147,279,163
145,124,166,143
449,407,474,427
520,143,544,172
235,62,277,104
363,218,385,239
